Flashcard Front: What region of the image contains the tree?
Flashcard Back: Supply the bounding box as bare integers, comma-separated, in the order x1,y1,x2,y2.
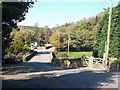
2,1,34,55
8,28,27,55
49,13,102,52
93,4,120,58
49,30,58,48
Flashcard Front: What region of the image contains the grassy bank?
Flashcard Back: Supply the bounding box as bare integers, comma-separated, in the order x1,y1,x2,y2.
55,51,93,59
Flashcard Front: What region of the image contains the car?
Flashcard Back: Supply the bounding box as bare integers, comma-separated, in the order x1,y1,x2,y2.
4,56,17,64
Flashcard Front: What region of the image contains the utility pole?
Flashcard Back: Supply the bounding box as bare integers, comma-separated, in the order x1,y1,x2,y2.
57,29,60,52
68,30,70,56
105,0,112,69
45,26,48,44
44,27,47,44
56,24,60,52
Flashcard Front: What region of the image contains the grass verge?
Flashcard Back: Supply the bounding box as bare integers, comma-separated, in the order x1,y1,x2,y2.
55,51,93,59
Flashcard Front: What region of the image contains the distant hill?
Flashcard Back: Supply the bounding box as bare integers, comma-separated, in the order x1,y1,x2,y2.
18,25,40,30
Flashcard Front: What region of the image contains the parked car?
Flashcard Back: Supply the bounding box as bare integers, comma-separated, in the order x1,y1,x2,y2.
4,56,17,64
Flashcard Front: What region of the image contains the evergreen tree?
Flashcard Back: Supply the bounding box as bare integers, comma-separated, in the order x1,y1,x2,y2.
93,4,120,58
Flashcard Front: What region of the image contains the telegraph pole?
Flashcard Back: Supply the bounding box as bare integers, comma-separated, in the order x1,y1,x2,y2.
105,0,112,69
68,30,70,56
45,26,47,44
57,29,60,52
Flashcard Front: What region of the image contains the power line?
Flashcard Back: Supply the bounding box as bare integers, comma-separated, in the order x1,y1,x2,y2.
91,0,107,17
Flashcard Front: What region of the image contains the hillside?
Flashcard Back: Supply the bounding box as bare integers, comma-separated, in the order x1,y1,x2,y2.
8,4,119,57
49,10,107,51
17,10,107,52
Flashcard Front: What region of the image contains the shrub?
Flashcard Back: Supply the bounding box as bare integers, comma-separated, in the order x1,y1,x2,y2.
22,44,30,53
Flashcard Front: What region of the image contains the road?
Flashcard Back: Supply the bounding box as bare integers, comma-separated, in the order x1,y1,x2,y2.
1,47,119,89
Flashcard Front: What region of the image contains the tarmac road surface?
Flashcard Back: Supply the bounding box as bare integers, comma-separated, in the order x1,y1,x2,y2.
1,47,119,89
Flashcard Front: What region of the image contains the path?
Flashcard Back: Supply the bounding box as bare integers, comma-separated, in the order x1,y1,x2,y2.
1,47,119,89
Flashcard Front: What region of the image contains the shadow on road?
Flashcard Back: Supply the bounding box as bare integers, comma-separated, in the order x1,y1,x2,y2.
2,70,118,89
2,62,70,75
37,52,51,54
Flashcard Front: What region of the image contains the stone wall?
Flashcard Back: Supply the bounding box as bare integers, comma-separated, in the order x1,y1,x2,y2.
51,53,82,68
24,51,37,62
110,62,120,71
109,58,120,71
51,52,120,71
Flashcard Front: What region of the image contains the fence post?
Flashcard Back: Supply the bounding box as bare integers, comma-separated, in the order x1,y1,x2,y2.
89,57,93,68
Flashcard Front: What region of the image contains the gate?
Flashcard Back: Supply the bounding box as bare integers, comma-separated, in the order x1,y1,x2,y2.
81,56,105,69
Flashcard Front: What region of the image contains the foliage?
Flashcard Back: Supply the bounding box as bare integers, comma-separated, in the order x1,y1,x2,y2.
49,12,104,52
2,1,34,25
6,24,53,56
21,26,52,46
22,44,30,53
4,1,117,57
8,28,26,55
2,1,34,55
93,4,120,58
16,8,106,53
24,27,39,45
39,26,51,45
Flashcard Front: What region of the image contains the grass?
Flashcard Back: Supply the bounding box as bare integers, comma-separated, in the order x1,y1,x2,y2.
55,51,93,59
